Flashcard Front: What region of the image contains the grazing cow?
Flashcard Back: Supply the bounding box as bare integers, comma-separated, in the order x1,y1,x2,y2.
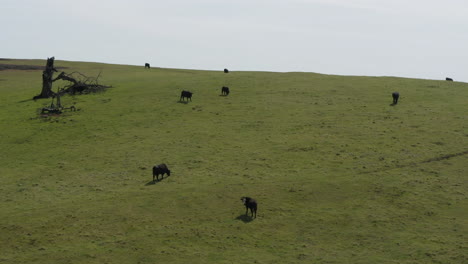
446,77,453,81
224,68,229,73
180,90,193,101
392,92,400,105
221,86,230,96
241,197,257,218
145,63,151,69
153,163,171,181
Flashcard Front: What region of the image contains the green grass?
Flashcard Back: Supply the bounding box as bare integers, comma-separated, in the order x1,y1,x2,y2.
0,59,467,264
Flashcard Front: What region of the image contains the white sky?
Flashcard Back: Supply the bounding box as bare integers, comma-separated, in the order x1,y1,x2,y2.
2,0,468,81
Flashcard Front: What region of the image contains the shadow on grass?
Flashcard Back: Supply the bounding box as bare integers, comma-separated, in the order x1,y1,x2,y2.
144,177,170,186
177,100,190,104
390,103,398,106
18,98,34,103
145,180,158,186
235,214,255,223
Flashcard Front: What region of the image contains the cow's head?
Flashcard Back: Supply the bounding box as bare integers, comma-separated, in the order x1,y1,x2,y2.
241,197,248,205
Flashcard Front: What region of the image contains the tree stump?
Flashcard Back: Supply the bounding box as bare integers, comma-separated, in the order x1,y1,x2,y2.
36,57,57,99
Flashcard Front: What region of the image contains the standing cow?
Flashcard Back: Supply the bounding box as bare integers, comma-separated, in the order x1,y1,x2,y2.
145,63,151,69
241,197,257,218
221,86,230,96
224,68,229,73
153,163,171,181
446,77,453,81
180,90,193,101
392,92,400,105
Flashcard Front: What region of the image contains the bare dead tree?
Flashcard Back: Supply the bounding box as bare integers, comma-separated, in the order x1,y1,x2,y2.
33,57,110,100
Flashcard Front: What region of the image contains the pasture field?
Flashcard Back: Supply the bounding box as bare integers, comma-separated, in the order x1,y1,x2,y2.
0,59,467,264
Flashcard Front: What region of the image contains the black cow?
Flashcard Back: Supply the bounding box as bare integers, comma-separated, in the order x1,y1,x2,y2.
145,63,151,69
241,197,257,218
221,86,230,96
392,92,400,105
224,68,229,73
153,163,171,181
180,90,193,101
446,77,453,81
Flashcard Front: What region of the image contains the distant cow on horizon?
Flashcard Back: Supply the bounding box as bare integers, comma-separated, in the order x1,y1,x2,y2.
221,86,230,96
145,63,151,69
180,90,193,101
224,68,229,73
446,77,453,81
392,92,400,105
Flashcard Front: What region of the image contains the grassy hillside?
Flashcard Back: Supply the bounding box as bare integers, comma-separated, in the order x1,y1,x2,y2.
0,59,466,264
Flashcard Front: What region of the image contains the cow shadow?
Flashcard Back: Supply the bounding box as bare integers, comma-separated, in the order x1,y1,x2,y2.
219,94,228,97
177,100,189,104
390,103,398,106
235,214,254,223
144,177,169,186
145,180,158,186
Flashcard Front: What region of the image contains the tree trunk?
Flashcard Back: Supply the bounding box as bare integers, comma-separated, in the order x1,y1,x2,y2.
35,57,57,99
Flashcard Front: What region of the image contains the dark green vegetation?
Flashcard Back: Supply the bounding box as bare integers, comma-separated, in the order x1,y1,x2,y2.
1,59,467,263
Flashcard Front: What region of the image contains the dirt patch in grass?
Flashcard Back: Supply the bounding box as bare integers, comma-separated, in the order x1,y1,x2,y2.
421,150,468,163
361,150,468,174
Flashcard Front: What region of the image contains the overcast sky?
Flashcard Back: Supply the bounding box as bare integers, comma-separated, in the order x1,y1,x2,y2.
3,0,468,82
